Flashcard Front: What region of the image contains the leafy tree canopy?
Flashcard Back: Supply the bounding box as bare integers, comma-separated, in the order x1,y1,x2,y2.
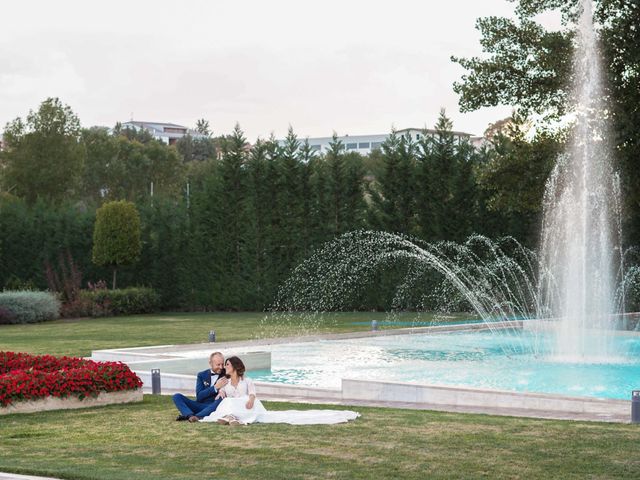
92,200,142,289
452,0,640,239
1,98,85,203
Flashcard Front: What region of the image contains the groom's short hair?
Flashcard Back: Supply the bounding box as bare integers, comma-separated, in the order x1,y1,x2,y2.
210,352,223,361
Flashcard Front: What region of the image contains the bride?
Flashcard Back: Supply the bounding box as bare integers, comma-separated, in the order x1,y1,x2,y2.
200,356,359,426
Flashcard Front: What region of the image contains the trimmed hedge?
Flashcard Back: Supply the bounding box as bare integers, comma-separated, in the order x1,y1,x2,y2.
79,287,160,316
0,291,60,324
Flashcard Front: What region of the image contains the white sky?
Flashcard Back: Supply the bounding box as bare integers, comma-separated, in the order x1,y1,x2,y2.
0,0,557,141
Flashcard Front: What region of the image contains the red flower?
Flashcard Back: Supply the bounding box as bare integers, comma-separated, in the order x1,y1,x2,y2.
0,351,142,407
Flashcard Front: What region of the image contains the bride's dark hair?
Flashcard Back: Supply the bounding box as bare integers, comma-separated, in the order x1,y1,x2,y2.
225,356,246,377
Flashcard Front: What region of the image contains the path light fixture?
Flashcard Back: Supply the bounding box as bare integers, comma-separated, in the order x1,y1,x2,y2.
151,369,161,395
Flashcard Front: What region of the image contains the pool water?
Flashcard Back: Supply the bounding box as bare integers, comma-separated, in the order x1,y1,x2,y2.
241,330,640,400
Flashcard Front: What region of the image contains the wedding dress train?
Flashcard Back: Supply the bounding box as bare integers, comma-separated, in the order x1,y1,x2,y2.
200,396,360,425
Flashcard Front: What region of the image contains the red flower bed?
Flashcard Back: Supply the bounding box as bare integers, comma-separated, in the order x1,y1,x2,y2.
0,351,142,407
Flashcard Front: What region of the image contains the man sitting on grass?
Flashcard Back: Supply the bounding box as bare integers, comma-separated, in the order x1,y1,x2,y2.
172,351,228,422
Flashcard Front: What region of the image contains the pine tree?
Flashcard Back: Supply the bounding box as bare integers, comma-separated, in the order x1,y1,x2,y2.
367,130,416,234
216,124,251,308
272,127,305,280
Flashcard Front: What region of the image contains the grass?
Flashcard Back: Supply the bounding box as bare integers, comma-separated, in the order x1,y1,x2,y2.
0,311,468,357
3,312,638,479
1,395,639,480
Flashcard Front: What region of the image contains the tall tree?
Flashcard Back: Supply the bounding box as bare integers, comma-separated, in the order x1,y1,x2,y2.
452,0,640,241
92,200,141,289
81,127,118,202
1,98,86,203
475,114,562,244
368,130,416,234
273,127,305,278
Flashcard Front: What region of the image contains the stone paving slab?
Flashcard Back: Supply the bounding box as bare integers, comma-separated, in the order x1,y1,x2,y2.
91,320,524,358
149,387,632,423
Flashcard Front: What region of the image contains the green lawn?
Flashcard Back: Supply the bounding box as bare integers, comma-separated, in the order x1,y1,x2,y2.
1,395,639,480
0,311,464,357
2,312,639,479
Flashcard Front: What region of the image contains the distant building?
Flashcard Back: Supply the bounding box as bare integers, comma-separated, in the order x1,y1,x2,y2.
282,128,480,156
119,121,207,146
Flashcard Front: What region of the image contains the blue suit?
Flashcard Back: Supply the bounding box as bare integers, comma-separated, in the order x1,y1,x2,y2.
172,368,224,419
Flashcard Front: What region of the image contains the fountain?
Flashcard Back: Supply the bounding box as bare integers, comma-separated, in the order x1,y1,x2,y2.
90,1,637,420
265,0,639,399
538,0,623,361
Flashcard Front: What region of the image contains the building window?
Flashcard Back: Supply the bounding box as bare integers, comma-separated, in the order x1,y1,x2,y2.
163,127,187,134
346,143,358,150
310,145,321,151
371,142,383,149
358,142,370,149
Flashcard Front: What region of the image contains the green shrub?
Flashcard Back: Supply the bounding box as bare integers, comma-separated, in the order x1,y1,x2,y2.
79,287,160,317
0,291,60,324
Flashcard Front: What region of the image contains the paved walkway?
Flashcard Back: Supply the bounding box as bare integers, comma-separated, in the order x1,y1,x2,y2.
148,386,631,423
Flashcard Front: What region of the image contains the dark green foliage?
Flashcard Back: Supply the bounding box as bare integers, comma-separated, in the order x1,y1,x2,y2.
1,98,86,203
92,200,142,289
0,198,97,291
452,16,573,119
452,0,640,243
0,119,578,311
367,131,416,234
81,129,185,202
79,287,160,316
176,134,217,162
0,291,60,324
474,115,562,244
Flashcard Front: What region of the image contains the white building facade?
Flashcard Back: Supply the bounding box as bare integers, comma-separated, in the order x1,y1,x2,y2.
119,121,207,145
285,128,482,156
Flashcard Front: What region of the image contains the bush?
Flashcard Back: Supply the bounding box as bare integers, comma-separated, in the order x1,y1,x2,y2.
0,291,60,324
79,287,160,317
0,307,17,324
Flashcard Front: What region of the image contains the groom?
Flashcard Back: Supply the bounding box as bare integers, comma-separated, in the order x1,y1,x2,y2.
172,351,228,422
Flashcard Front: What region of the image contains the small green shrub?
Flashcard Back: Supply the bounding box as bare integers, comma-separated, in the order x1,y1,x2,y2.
79,287,160,317
0,291,61,324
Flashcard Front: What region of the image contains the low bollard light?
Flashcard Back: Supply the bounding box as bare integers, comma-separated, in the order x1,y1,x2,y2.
371,320,378,331
151,369,161,395
209,330,216,342
632,390,640,424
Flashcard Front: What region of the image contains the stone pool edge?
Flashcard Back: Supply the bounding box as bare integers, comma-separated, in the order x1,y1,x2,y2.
92,322,637,424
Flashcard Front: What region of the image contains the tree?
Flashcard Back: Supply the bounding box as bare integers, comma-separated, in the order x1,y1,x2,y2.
367,130,416,234
1,98,86,203
451,0,640,241
196,119,212,136
92,200,142,289
475,113,562,244
176,134,217,162
324,135,366,236
86,135,185,202
215,124,251,308
81,127,118,202
273,127,306,277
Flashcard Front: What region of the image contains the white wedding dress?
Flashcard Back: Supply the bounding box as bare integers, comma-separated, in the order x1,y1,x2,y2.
201,395,360,425
200,377,359,425
201,396,360,425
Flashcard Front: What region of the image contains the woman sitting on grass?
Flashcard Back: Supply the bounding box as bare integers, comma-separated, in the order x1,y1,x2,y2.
200,355,359,426
202,355,265,425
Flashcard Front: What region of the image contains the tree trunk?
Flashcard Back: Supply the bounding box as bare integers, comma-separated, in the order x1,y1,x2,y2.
112,267,117,290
